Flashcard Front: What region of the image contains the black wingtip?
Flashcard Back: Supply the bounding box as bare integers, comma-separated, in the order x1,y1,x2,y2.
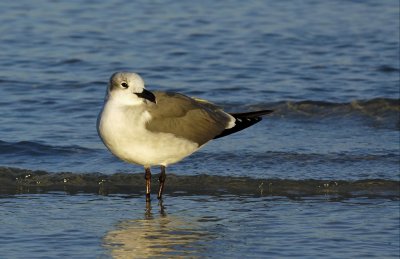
214,109,273,139
229,109,273,118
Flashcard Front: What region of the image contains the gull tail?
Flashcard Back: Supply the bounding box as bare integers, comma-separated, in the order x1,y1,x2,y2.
214,109,273,139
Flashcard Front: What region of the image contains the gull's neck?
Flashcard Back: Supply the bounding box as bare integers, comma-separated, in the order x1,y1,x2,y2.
102,98,151,127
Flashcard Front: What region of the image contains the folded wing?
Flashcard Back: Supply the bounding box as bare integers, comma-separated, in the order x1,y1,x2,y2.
145,92,234,146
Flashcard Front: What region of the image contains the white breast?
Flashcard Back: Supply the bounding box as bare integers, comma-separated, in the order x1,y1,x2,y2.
97,101,199,167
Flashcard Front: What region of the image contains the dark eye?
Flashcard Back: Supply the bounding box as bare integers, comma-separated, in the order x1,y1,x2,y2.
121,82,129,88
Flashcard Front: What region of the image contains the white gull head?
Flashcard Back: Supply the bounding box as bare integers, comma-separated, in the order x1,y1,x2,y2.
106,72,156,106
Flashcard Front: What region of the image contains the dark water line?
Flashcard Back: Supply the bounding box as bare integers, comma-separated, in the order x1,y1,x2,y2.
1,167,398,199
248,98,400,118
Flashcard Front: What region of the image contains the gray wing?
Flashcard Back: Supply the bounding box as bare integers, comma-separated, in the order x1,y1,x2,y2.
145,91,233,146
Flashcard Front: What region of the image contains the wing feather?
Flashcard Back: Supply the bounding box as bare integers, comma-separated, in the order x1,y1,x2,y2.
145,92,233,146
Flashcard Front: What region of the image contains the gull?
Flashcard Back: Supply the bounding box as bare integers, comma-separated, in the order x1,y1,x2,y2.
97,72,273,201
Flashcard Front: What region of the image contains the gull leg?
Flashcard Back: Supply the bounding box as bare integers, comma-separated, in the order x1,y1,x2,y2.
145,198,152,219
157,166,166,200
158,199,166,217
144,167,151,202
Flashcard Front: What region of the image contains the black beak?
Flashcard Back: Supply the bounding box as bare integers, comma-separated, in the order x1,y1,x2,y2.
135,89,156,103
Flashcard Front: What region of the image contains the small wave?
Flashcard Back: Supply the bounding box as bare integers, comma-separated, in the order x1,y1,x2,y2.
252,98,399,117
1,167,398,199
0,140,93,157
56,58,84,65
246,98,399,129
376,65,400,73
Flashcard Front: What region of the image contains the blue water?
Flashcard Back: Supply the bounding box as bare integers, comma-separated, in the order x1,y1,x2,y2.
1,194,399,258
0,0,399,258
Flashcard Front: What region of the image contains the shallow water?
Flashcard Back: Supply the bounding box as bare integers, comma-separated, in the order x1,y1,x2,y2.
0,194,399,259
0,0,399,258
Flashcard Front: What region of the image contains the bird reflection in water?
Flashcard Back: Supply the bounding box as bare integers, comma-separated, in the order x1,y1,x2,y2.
103,200,209,258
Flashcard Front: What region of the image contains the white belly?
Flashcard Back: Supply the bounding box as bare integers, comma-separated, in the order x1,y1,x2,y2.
97,103,199,167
